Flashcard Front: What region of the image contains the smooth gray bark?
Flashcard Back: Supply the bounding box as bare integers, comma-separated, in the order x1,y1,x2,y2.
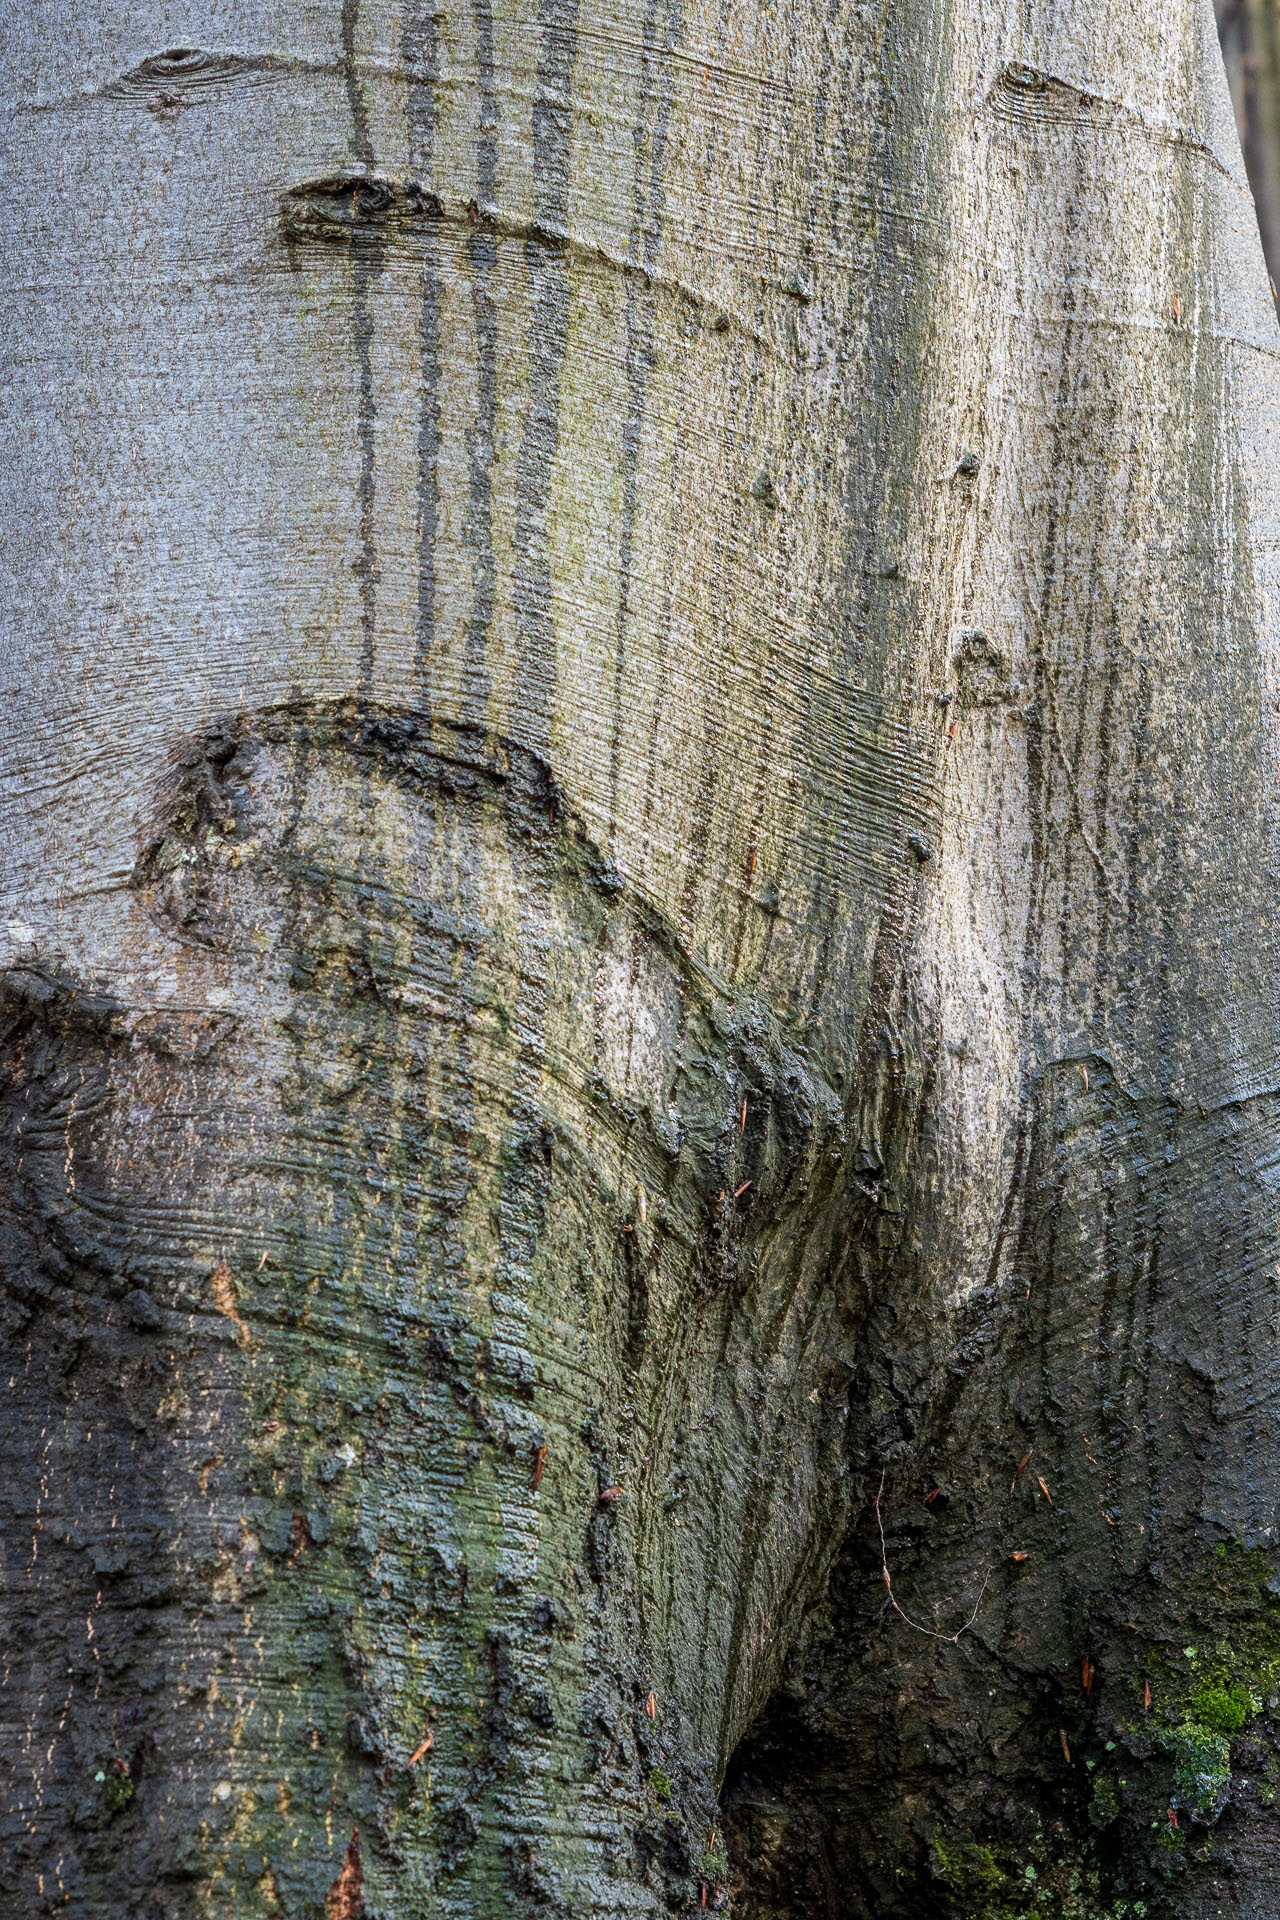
3,1,1280,1917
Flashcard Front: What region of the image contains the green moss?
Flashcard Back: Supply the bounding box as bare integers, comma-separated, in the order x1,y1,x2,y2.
1188,1676,1249,1737
650,1765,672,1803
699,1837,729,1884
1164,1722,1231,1813
930,1827,1139,1920
100,1760,135,1814
1144,1540,1280,1816
1088,1773,1120,1830
931,1834,1011,1911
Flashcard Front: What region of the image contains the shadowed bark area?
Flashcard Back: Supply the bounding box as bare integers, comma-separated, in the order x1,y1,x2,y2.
3,0,1280,1916
1218,0,1280,289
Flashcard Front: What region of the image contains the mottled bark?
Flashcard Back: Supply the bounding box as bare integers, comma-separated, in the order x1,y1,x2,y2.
2,1,1280,1917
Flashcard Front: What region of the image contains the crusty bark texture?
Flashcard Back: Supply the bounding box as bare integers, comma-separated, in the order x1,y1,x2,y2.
4,1,1280,1915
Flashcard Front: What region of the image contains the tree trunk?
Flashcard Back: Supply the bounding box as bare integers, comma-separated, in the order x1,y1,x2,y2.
1217,0,1280,290
3,0,1280,1915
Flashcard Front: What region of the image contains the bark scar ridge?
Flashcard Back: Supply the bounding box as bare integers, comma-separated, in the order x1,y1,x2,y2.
279,173,782,355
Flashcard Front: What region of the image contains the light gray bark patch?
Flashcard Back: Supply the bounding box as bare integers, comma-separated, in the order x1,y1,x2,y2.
405,3,444,698
607,0,683,838
511,0,582,751
463,0,502,735
338,6,383,698
787,0,955,1054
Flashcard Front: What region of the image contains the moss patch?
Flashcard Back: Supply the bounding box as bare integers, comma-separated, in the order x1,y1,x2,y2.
1162,1721,1231,1814
931,1828,1146,1920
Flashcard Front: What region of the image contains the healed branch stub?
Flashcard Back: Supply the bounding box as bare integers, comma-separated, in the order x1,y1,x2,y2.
4,1,1280,1919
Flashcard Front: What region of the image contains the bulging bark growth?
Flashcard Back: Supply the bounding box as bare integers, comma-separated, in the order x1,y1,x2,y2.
3,0,1280,1915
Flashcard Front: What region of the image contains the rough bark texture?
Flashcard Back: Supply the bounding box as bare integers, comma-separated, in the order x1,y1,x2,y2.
4,1,1280,1916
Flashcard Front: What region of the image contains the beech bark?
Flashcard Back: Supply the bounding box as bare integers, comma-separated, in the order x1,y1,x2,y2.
3,1,1280,1916
1217,0,1280,288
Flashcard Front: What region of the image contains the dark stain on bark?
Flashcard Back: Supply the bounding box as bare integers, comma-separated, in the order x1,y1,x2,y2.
463,0,501,735
511,0,582,752
406,2,444,699
606,0,682,839
340,1,383,698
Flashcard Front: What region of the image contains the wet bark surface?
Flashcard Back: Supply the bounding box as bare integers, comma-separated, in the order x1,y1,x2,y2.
4,0,1280,1915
